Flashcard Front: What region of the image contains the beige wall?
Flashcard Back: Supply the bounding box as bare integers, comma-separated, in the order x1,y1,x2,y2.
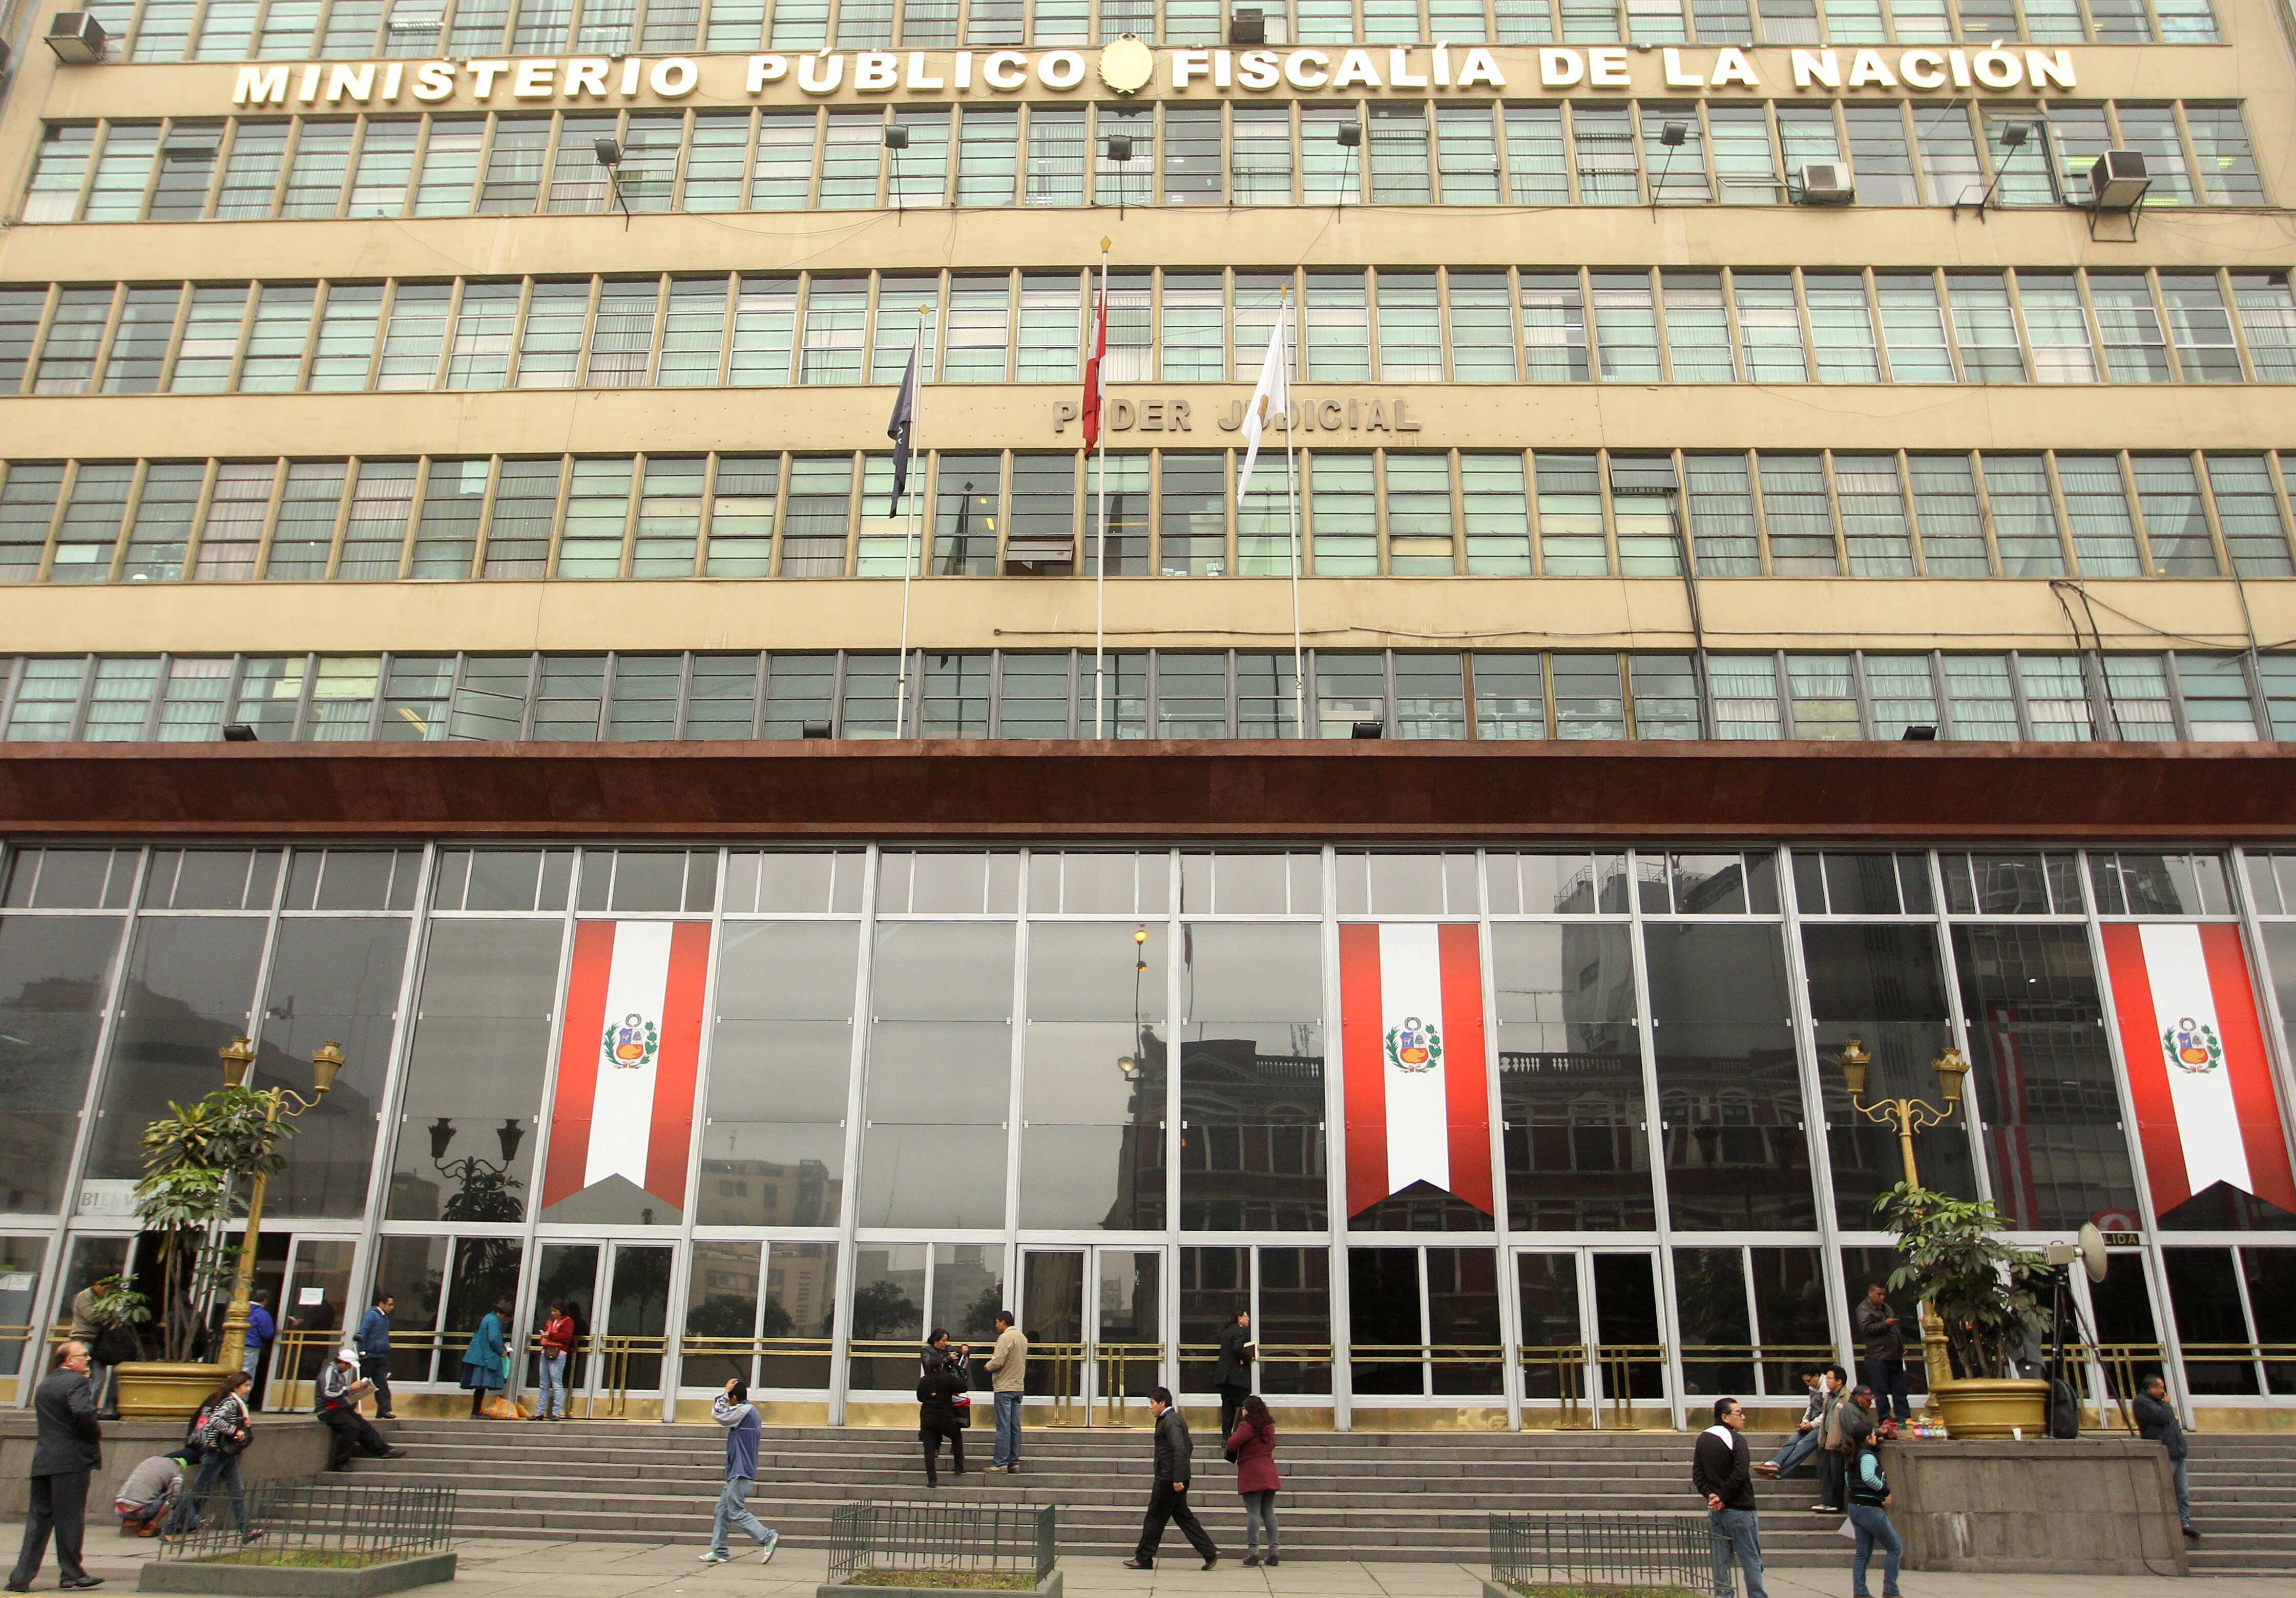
1,0,2292,660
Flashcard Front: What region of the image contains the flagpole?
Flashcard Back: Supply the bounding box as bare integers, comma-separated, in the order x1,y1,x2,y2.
1282,287,1304,737
1093,236,1111,740
895,307,926,739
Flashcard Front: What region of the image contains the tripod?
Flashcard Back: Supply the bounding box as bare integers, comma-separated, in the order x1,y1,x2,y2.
2046,1264,2134,1436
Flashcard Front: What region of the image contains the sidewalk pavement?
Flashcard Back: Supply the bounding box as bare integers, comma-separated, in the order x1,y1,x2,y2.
6,1528,2287,1598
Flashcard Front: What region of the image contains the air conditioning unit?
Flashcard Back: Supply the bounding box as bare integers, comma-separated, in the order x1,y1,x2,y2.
45,10,108,61
1230,5,1265,41
1795,161,1854,204
2090,148,2150,211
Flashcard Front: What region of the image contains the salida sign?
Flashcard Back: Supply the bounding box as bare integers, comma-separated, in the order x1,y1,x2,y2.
234,39,2082,107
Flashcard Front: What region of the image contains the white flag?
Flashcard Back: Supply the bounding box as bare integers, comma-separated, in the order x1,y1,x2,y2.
1235,303,1289,507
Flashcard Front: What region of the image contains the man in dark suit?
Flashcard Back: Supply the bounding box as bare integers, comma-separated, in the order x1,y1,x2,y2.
1213,1311,1255,1445
1122,1388,1217,1572
8,1340,105,1593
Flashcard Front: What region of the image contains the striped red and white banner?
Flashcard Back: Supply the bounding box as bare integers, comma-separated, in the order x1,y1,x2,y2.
2102,922,2296,1222
1339,922,1495,1219
541,920,711,1214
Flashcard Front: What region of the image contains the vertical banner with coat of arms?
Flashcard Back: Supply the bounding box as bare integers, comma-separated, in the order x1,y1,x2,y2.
541,920,712,1214
1339,922,1495,1218
2101,922,2296,1222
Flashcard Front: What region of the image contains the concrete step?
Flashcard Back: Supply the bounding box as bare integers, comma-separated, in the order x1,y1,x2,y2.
339,1417,2296,1572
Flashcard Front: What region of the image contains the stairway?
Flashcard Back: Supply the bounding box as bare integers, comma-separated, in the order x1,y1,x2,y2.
353,1418,2296,1570
353,1419,1844,1566
2184,1433,2296,1576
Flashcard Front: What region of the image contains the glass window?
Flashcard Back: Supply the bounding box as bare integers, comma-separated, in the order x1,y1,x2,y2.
698,922,855,1226
2131,455,2217,576
1552,653,1625,738
1946,274,2023,383
1685,455,1757,575
2206,456,2292,578
1534,452,1605,575
1710,653,1782,739
1760,453,1834,574
1520,272,1590,382
1909,455,1988,576
2185,106,2264,204
1502,104,1569,203
2159,274,2241,383
2058,455,2141,576
1180,923,1326,1231
1375,273,1443,381
1875,274,1951,382
252,915,411,1218
1461,453,1530,575
1573,106,1637,203
1592,273,1661,381
1645,924,1812,1230
386,918,559,1219
859,921,1014,1228
1494,923,1650,1230
1018,922,1168,1228
1805,274,1880,383
1733,272,1807,382
1954,924,2140,1231
1026,106,1087,205
1834,454,1914,575
585,279,661,388
0,912,126,1213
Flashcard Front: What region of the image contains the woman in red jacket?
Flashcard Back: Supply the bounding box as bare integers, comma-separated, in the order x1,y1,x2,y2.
1226,1394,1281,1568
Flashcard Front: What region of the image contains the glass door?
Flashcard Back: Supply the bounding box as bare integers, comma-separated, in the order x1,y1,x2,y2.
1513,1247,1668,1427
525,1241,675,1418
269,1237,355,1410
1022,1246,1162,1425
0,1236,49,1405
528,1243,602,1414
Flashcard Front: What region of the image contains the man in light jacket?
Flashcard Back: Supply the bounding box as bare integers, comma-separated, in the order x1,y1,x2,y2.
1691,1397,1766,1598
1122,1388,1217,1572
2134,1374,2200,1543
701,1380,778,1565
984,1310,1028,1474
8,1340,103,1593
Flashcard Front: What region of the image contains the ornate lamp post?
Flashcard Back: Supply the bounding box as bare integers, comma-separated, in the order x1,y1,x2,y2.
214,1037,342,1370
1833,1038,1973,1394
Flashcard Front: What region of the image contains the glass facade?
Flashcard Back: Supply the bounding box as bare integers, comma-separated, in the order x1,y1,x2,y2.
8,837,2296,1426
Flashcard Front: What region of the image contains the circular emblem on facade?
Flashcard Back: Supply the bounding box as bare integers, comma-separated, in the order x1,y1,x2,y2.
2162,1016,2222,1075
1098,34,1155,96
1385,1016,1442,1075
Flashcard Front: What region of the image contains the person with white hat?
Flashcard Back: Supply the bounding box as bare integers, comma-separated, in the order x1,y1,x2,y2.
314,1348,405,1472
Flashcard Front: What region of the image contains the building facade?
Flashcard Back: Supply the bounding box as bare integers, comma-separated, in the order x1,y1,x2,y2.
1,0,2295,1429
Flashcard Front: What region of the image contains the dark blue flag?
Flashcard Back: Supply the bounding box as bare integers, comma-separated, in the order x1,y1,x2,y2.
886,346,918,517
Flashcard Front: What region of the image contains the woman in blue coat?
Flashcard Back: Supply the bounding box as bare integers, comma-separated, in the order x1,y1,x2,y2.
460,1297,512,1418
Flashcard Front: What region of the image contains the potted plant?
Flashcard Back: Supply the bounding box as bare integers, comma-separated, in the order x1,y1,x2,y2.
1876,1182,2052,1438
111,1087,292,1419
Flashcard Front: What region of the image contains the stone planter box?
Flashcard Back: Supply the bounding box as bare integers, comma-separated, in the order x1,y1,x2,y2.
1887,1437,2187,1575
817,1573,1059,1598
138,1553,454,1598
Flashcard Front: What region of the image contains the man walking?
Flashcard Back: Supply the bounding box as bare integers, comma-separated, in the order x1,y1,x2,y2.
354,1295,396,1419
8,1340,104,1593
1852,1284,1911,1425
701,1379,778,1565
1692,1397,1766,1598
984,1309,1027,1474
1122,1388,1217,1572
1214,1311,1255,1444
2134,1373,2200,1543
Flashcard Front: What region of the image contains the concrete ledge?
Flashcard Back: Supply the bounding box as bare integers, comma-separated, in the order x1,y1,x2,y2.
1888,1437,2188,1575
0,1418,348,1519
136,1552,454,1597
816,1573,1058,1598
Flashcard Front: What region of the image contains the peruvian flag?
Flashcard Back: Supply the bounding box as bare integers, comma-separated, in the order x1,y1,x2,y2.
541,920,711,1214
2101,923,2296,1221
1080,276,1108,449
1339,923,1495,1218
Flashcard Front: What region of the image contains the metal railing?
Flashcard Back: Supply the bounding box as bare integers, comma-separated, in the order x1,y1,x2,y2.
1490,1510,1706,1594
827,1501,1055,1587
1029,1340,1164,1426
1677,1342,1840,1396
1513,1342,1671,1428
157,1478,455,1568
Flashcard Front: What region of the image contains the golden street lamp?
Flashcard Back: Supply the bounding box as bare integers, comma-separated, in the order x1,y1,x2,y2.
214,1038,342,1371
1836,1038,1969,1190
1835,1037,1972,1395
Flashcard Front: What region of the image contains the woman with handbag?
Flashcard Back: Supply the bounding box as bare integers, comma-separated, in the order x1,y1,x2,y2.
1225,1394,1281,1568
163,1372,262,1545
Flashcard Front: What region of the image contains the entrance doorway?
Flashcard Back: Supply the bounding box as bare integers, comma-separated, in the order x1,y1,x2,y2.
527,1241,675,1417
1020,1247,1162,1425
1512,1248,1668,1426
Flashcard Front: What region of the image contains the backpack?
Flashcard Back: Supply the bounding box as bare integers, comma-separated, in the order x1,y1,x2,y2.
198,1397,251,1458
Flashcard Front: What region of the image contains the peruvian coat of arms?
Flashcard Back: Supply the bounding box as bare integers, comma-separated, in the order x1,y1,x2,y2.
1385,1016,1442,1074
604,1011,660,1070
2162,1016,2223,1075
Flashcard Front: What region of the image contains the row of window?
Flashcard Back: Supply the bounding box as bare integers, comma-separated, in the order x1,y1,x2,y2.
3,645,2289,743
19,96,2266,223
66,0,2225,63
6,448,2293,583
7,266,2289,400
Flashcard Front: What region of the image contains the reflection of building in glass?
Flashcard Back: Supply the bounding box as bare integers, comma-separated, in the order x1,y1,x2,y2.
1178,1038,1327,1231
698,1157,838,1228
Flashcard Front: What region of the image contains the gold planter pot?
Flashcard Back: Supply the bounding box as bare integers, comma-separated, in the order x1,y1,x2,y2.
112,1360,232,1420
1932,1377,2051,1439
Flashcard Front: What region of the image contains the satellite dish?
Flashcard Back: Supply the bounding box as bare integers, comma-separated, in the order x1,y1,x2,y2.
2077,1222,2109,1284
